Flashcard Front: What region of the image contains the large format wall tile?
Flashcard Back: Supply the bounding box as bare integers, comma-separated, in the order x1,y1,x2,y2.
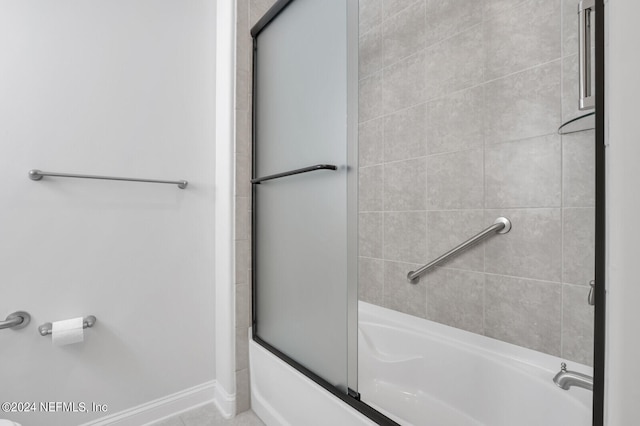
383,0,418,18
427,267,485,334
359,71,383,123
384,103,428,161
360,0,383,34
236,240,251,284
236,284,252,329
562,0,579,56
485,135,562,208
425,25,484,100
485,209,562,282
484,0,561,80
427,86,484,155
236,153,252,197
359,117,384,167
360,24,383,79
236,326,249,371
563,130,595,207
426,210,485,272
383,51,427,114
384,260,427,317
383,1,426,67
384,158,427,211
485,274,562,356
383,211,427,264
359,212,383,259
359,257,385,305
563,208,595,286
562,54,580,124
484,61,561,144
427,148,484,210
483,0,528,17
359,165,384,211
562,284,595,366
424,0,482,47
236,196,250,241
236,109,251,157
236,368,251,413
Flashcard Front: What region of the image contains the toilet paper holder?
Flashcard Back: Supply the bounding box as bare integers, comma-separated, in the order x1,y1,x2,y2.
38,316,97,336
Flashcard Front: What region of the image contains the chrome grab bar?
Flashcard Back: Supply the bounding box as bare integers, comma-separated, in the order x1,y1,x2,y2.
407,217,512,284
251,164,337,184
0,311,31,331
38,315,97,336
29,169,188,189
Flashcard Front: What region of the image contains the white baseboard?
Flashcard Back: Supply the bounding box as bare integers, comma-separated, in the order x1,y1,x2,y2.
213,381,235,419
79,381,234,426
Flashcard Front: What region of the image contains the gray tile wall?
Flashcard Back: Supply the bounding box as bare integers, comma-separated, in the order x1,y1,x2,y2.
235,0,279,414
358,0,595,366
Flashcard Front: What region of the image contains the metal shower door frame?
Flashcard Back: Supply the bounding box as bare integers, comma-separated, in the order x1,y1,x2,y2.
249,0,396,425
248,1,607,425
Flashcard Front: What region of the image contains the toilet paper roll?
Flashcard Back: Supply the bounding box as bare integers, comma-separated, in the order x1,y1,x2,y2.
52,317,84,346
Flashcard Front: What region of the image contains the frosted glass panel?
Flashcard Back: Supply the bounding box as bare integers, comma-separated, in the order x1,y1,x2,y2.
253,0,353,391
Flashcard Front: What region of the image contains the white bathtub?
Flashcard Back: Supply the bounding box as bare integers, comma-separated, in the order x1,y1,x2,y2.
359,302,592,426
251,302,592,425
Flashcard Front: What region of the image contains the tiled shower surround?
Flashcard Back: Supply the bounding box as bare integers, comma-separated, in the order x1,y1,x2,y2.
235,0,279,413
358,0,595,365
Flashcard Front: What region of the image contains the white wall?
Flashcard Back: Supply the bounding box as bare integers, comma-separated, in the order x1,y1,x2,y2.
606,0,640,424
0,1,217,425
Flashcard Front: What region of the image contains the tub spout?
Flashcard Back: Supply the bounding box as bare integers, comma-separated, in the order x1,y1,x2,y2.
553,363,593,391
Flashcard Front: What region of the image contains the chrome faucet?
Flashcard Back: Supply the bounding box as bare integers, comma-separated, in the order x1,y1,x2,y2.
553,363,593,391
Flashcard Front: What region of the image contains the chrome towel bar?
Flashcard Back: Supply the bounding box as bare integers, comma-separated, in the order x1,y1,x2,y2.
29,169,188,189
251,164,337,184
408,217,512,284
38,316,97,336
0,311,31,331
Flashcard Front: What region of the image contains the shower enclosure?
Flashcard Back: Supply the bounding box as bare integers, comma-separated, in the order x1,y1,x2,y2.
250,0,605,425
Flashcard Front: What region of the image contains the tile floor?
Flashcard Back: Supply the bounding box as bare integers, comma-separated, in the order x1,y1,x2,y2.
152,403,265,426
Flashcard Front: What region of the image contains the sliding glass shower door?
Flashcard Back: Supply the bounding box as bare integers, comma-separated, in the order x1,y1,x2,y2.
251,0,358,393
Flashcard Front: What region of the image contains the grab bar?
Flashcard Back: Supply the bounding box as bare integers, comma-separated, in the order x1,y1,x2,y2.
251,164,337,184
407,217,512,284
38,315,97,336
0,311,31,331
29,169,188,189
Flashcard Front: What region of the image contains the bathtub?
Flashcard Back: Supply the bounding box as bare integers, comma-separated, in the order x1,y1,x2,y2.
250,302,592,425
